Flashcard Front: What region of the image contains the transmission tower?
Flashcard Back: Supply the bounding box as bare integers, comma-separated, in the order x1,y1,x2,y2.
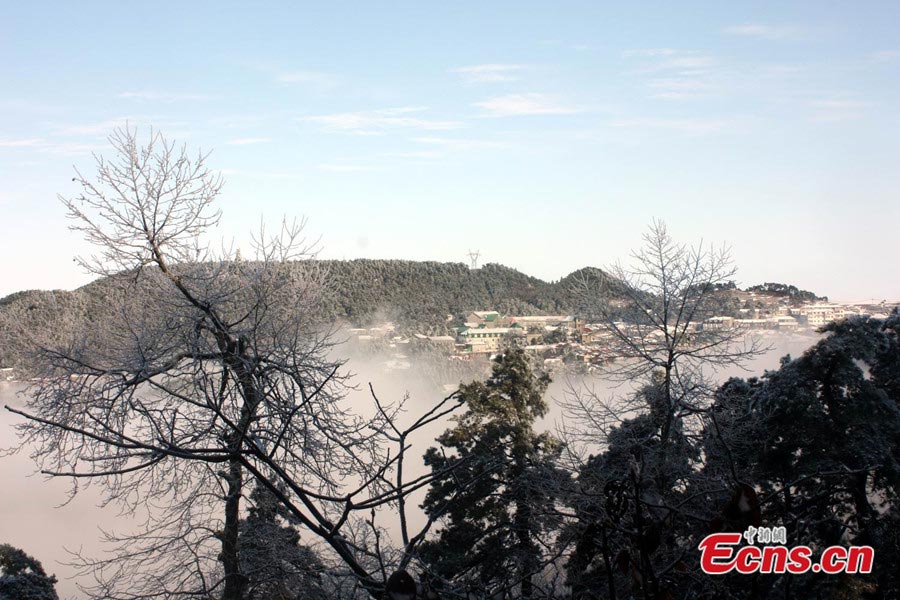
467,249,481,269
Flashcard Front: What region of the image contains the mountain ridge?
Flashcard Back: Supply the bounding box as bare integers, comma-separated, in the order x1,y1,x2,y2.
0,258,820,369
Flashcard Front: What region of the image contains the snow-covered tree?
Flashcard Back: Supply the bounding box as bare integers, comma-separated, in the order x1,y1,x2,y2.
420,347,567,598
0,544,59,600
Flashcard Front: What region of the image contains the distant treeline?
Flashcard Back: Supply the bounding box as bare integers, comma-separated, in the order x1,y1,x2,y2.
0,260,608,369
0,259,818,369
314,260,607,326
746,281,827,303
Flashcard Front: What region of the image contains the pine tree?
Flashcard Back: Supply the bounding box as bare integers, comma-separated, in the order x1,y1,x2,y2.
0,544,59,600
419,347,566,598
239,483,325,600
698,312,900,599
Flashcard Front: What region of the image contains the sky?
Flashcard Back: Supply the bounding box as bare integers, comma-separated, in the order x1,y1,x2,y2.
1,1,899,301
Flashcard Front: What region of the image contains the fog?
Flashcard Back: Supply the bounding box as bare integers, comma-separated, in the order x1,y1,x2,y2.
0,331,820,598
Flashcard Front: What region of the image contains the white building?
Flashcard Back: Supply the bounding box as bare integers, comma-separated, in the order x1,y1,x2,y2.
791,304,861,328
459,326,525,353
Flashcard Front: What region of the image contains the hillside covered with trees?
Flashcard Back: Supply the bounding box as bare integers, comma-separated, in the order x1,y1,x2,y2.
746,282,826,304
0,261,614,369
0,259,822,370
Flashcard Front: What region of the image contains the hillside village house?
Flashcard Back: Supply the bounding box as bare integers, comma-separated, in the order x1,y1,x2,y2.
703,306,859,331
768,315,800,330
790,303,861,327
458,325,526,354
507,315,577,331
578,327,607,344
411,333,457,352
466,311,502,327
465,312,576,330
460,311,579,349
702,316,736,331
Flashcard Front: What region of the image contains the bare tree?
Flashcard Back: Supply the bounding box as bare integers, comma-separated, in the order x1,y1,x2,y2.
4,127,464,600
561,220,767,600
567,219,765,447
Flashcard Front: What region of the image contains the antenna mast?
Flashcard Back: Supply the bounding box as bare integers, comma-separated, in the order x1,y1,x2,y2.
467,249,481,269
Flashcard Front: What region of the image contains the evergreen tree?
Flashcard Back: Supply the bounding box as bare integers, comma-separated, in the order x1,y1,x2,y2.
0,544,59,600
703,312,900,599
239,483,326,600
419,347,566,598
567,313,900,600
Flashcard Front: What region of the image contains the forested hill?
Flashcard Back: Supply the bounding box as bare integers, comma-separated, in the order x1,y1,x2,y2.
0,260,607,368
315,260,607,326
0,259,824,370
746,282,827,303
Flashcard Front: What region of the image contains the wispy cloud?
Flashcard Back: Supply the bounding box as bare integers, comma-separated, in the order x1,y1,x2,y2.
610,117,742,135
51,116,183,137
870,50,900,62
723,24,805,40
385,136,507,160
622,48,680,58
809,98,871,122
473,93,578,116
538,39,594,52
316,163,378,172
0,138,45,148
275,70,340,89
660,56,716,70
812,99,870,110
0,100,65,114
215,168,304,180
0,135,107,155
646,77,716,100
119,91,212,102
44,141,117,155
0,137,106,156
301,107,461,134
624,49,717,71
224,137,271,145
452,64,527,84
624,49,719,100
242,61,341,92
413,136,507,150
387,150,445,160
52,119,128,136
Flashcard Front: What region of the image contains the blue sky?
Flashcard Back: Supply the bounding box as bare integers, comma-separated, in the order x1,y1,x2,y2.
1,1,898,300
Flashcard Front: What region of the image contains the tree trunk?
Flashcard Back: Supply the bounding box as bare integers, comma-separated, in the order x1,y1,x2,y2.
219,336,257,600
221,457,246,600
601,525,617,600
850,472,875,523
516,500,535,598
512,443,536,599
